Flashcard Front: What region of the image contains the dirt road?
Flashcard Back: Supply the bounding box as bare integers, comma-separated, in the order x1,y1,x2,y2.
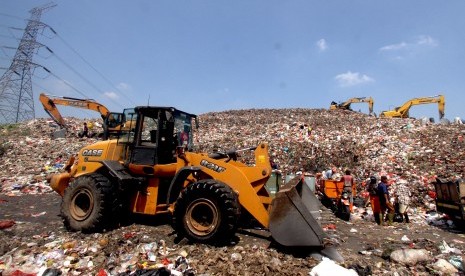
1,193,465,275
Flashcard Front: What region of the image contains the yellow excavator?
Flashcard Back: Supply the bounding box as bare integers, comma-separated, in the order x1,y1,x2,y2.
39,93,125,139
329,97,374,115
380,95,445,119
48,106,331,252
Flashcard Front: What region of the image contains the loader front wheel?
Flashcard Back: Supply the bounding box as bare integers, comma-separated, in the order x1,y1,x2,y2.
174,179,240,244
61,173,119,233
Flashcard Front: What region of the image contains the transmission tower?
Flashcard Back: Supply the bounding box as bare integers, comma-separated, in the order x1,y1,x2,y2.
0,2,56,124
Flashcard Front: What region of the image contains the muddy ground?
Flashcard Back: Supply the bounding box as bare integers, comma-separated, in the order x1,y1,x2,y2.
1,193,464,275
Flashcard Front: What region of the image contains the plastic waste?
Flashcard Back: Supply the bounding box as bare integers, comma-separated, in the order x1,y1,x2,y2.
432,259,458,274
309,257,358,276
231,252,243,262
449,255,465,272
117,268,171,276
390,248,431,265
439,240,462,254
401,235,410,242
41,268,63,276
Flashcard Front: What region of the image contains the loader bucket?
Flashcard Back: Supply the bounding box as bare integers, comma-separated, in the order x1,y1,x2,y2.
269,176,326,247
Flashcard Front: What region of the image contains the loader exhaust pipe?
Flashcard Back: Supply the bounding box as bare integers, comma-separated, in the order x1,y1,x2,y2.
269,176,326,247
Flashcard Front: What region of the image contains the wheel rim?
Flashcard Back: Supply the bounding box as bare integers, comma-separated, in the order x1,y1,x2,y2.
70,188,94,221
185,198,219,237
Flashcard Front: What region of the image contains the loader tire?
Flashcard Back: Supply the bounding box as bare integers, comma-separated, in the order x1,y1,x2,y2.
61,173,119,233
173,179,240,244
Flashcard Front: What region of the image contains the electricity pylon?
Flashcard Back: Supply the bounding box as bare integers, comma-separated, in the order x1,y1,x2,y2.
0,3,55,124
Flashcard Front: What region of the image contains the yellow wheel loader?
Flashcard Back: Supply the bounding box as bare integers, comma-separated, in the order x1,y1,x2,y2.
49,106,327,247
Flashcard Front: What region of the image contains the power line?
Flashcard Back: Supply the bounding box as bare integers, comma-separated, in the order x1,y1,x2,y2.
0,12,26,22
0,34,18,40
2,7,135,117
43,46,125,109
32,79,95,118
50,29,136,106
39,65,91,99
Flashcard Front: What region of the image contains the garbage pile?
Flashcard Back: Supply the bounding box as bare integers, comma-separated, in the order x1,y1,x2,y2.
1,108,465,275
2,109,464,199
196,108,465,210
0,223,198,276
0,117,101,195
1,109,465,214
322,196,465,275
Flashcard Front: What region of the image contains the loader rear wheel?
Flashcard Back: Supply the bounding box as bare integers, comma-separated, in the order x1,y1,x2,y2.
61,173,119,233
173,179,240,244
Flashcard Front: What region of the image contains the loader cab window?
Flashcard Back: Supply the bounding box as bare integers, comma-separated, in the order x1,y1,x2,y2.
129,108,176,165
174,112,196,151
117,108,137,144
157,110,176,164
140,117,158,145
128,107,196,166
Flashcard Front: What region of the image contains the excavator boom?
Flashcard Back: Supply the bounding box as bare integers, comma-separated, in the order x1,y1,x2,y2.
39,93,112,127
39,93,125,139
380,94,445,119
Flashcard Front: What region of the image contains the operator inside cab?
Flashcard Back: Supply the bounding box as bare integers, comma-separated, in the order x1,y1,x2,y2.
179,125,190,149
119,107,197,165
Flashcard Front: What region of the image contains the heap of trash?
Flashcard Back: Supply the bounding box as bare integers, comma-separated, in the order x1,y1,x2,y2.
1,108,465,275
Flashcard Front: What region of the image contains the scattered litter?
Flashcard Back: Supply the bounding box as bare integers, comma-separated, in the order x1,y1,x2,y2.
309,257,358,276
432,259,458,274
0,220,15,229
390,248,431,265
401,235,410,242
1,110,465,275
31,211,46,217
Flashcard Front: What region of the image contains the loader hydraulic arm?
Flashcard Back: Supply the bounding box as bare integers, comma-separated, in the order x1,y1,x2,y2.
380,94,445,119
39,93,111,127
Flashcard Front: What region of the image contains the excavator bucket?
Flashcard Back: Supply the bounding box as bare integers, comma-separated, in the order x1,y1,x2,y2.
269,176,326,247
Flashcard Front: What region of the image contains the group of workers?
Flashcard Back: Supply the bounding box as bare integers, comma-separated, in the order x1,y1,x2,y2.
322,166,411,226
366,174,411,225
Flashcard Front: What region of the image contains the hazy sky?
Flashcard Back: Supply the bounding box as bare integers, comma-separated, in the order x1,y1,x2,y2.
1,1,464,121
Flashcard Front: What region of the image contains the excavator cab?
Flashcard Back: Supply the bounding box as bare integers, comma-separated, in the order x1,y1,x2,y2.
102,112,125,139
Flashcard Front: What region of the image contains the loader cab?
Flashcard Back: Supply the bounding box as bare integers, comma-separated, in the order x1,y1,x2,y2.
116,106,197,166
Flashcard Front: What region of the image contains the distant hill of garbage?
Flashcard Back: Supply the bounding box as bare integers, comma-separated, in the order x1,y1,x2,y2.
1,108,464,209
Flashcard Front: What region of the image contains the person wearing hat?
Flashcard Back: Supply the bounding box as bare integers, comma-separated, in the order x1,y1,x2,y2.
394,175,411,223
377,175,395,225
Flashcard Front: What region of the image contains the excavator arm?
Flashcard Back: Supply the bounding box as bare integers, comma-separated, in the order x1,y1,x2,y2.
39,93,110,128
39,93,66,127
330,96,374,115
380,95,445,119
